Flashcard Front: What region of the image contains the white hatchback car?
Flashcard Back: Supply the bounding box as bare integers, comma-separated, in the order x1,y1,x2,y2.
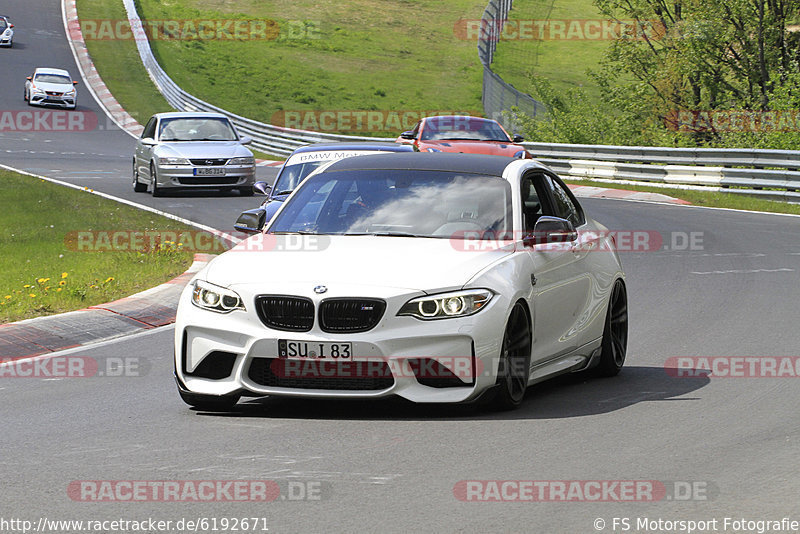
174,153,627,411
24,68,78,109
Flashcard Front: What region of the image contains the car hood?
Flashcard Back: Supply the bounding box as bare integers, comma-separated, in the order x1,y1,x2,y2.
419,140,524,157
32,81,73,92
154,141,252,159
204,235,514,292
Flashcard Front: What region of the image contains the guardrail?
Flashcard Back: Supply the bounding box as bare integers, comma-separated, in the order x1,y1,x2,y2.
525,142,800,201
121,0,800,201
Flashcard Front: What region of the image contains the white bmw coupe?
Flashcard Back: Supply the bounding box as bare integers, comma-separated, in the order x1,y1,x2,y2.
175,153,627,411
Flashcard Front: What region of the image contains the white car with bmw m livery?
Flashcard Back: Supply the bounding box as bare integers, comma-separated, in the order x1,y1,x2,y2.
174,153,628,411
133,112,256,196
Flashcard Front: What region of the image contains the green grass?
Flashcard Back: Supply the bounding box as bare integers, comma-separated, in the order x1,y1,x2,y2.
79,0,491,136
0,170,196,323
76,0,173,123
491,0,612,101
565,178,800,215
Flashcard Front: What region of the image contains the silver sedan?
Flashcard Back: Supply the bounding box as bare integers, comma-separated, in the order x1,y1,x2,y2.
133,112,256,196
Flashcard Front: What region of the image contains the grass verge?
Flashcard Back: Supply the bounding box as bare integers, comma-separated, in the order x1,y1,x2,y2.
491,0,611,101
78,0,488,136
0,169,196,323
75,0,173,124
564,178,800,215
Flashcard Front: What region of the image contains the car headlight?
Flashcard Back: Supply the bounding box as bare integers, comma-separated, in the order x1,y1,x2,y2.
397,289,493,320
426,148,442,153
31,87,45,94
65,89,76,96
157,157,191,165
191,280,245,313
228,157,255,165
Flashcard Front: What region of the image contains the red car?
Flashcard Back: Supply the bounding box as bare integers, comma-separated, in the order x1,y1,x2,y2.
397,115,531,158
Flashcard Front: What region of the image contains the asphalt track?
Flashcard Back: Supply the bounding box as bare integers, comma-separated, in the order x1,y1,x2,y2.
0,0,278,233
2,1,800,533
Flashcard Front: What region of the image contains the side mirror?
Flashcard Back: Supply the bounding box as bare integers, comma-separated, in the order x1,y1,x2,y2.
141,137,157,146
234,208,266,234
400,131,415,140
512,134,525,143
254,181,272,196
26,76,32,81
73,81,78,86
239,136,253,145
9,24,14,28
524,216,577,247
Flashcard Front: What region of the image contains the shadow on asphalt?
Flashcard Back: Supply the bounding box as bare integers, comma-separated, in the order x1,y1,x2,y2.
193,365,710,421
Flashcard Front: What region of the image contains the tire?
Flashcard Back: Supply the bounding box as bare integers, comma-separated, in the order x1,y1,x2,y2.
491,302,532,410
595,280,628,377
150,162,164,197
179,390,240,411
239,186,254,196
132,161,147,192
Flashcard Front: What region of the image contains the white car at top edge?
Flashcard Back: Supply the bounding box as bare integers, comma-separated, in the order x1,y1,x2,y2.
174,152,628,411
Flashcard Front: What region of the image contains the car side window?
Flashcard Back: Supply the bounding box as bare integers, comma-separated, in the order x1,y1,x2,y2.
520,173,548,233
544,175,584,227
142,118,157,140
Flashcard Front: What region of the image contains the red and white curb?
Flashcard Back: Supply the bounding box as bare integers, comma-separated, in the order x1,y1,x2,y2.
62,0,144,137
257,160,285,167
568,184,691,205
0,254,213,359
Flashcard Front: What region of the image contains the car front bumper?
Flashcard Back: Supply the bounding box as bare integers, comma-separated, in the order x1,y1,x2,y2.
155,164,256,189
174,282,509,404
29,93,76,108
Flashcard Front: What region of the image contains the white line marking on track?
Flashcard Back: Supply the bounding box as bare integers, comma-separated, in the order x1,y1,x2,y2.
691,268,794,275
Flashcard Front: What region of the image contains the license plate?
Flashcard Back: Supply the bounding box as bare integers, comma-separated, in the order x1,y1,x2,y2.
194,168,225,176
279,340,352,360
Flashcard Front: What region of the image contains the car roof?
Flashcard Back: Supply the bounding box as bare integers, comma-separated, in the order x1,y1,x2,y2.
324,152,518,176
422,115,498,124
292,142,414,154
153,111,229,119
34,68,71,77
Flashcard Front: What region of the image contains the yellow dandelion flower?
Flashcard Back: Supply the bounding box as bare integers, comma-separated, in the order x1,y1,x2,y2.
4,295,10,299
59,281,66,286
61,272,68,279
105,277,115,283
24,284,31,288
45,286,50,290
38,277,50,284
29,293,36,298
56,288,62,292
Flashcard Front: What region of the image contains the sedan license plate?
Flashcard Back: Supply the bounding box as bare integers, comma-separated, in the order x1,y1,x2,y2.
279,340,352,360
194,168,225,176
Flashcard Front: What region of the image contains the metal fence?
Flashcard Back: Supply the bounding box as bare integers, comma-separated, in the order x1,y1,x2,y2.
478,0,544,130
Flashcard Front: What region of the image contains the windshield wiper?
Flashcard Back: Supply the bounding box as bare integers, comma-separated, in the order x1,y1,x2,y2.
274,190,295,196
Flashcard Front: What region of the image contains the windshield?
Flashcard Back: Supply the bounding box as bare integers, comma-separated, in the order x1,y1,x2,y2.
158,117,238,142
269,169,512,238
273,161,326,195
420,117,511,142
34,74,71,85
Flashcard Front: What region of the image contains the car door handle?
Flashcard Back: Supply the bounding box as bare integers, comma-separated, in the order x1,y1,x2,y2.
531,274,537,286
